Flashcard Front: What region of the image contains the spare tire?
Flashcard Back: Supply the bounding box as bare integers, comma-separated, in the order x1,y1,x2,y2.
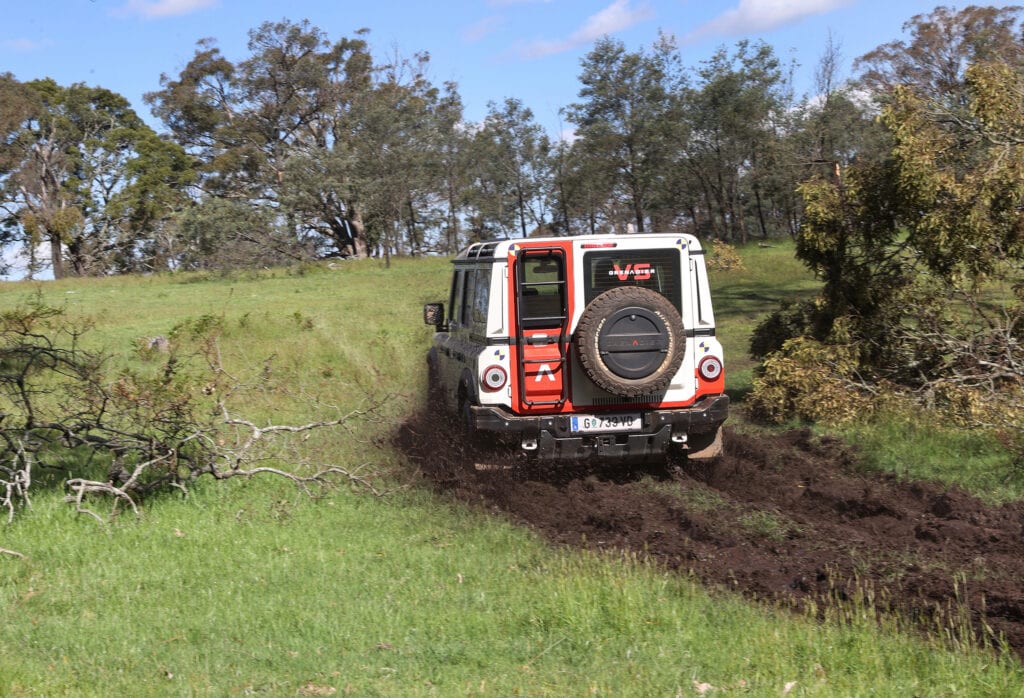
575,286,685,397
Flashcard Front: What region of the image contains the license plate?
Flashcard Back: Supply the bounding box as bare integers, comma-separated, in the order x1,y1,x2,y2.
570,413,642,433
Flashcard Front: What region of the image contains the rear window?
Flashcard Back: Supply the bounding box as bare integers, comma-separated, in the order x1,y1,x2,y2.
582,249,682,313
519,254,566,329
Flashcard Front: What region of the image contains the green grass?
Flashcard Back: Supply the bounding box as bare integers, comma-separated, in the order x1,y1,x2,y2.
839,411,1024,504
4,480,1022,696
1,251,1023,695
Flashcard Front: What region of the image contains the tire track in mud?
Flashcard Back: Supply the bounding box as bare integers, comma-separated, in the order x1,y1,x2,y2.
395,417,1024,660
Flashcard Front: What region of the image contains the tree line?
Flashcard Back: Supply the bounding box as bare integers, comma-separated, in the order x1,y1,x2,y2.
0,12,882,278
0,6,1020,282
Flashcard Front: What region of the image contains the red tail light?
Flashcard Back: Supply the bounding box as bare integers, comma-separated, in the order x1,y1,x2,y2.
698,356,723,382
482,365,508,391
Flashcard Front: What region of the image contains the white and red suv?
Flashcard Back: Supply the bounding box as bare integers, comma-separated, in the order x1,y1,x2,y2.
423,233,728,462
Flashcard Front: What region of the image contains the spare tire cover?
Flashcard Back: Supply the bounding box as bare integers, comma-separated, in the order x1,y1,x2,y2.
575,286,685,397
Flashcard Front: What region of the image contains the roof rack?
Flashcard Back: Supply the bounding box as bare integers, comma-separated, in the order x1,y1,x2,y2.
460,239,510,260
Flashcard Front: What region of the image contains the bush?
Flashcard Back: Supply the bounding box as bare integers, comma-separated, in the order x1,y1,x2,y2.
747,336,872,426
749,298,826,360
706,241,745,272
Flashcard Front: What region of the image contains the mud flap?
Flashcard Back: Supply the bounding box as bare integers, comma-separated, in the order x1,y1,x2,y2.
687,427,723,460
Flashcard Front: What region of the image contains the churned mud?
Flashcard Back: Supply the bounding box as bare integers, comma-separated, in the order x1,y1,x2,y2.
394,415,1024,660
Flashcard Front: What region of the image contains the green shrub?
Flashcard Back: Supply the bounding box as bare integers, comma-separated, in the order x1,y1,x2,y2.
706,241,746,272
748,297,826,359
747,335,871,426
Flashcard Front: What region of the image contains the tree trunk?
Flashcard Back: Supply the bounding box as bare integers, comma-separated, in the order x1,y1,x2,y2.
446,183,461,254
753,183,769,239
733,181,748,245
49,233,64,280
688,205,701,237
348,207,369,259
515,183,526,238
558,180,571,237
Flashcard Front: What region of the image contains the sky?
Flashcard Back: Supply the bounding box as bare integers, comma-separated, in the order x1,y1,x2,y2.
1,0,1004,137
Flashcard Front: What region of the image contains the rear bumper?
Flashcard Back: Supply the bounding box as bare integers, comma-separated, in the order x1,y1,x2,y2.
470,394,729,461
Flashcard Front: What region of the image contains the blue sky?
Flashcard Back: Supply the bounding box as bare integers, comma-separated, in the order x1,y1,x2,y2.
1,0,999,136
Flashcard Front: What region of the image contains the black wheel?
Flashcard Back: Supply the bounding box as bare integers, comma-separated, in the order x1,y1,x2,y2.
459,396,475,436
457,394,487,462
426,354,445,409
575,286,685,397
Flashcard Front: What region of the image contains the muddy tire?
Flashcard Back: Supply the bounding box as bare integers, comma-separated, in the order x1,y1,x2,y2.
426,354,446,409
459,397,474,437
457,392,486,454
575,287,685,397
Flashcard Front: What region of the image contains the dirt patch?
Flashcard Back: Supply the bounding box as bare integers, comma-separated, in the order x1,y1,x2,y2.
395,417,1024,660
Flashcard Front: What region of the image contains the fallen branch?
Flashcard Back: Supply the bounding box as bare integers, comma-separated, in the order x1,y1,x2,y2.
0,299,396,524
1,441,34,524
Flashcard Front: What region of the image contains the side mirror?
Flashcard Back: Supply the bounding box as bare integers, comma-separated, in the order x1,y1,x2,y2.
423,302,445,328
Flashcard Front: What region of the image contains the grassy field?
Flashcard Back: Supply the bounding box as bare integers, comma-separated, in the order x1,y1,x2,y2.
1,247,1023,696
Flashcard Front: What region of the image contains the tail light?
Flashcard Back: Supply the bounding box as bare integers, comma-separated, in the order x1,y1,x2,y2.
482,365,508,391
698,356,723,382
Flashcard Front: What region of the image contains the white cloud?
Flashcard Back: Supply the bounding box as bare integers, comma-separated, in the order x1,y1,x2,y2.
518,0,655,59
2,38,52,52
114,0,218,19
464,15,506,43
685,0,852,42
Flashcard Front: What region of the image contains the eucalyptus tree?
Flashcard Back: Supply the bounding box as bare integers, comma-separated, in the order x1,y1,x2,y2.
0,74,41,273
433,85,470,254
0,74,38,177
847,5,1024,284
344,51,454,260
551,135,619,236
855,4,1024,106
793,3,1024,335
279,28,376,259
468,98,554,239
104,129,196,272
147,20,462,262
0,78,171,278
681,40,790,242
147,20,340,200
564,34,683,234
773,35,889,239
796,34,885,176
172,196,298,270
147,21,365,259
284,41,459,261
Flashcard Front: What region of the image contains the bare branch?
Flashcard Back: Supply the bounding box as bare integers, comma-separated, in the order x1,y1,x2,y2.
0,300,395,525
